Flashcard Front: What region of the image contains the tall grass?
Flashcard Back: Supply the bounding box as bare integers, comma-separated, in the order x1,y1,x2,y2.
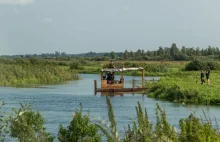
96,96,220,142
0,63,79,86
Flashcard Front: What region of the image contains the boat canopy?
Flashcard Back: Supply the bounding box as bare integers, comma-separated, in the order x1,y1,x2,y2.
101,67,144,72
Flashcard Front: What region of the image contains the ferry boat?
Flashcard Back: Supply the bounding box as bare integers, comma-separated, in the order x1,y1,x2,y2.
94,67,146,94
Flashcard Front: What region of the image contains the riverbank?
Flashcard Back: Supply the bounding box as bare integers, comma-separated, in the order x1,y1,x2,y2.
147,71,220,105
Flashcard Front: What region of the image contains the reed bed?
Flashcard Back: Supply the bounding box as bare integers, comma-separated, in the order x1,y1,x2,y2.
0,63,79,86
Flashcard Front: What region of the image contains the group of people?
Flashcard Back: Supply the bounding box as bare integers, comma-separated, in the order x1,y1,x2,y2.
102,61,124,84
103,72,115,84
200,68,211,85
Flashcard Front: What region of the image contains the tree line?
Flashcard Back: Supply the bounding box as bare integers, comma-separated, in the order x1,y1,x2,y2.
1,43,220,61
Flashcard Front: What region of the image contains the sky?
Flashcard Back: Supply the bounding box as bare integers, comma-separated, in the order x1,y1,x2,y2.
0,0,220,55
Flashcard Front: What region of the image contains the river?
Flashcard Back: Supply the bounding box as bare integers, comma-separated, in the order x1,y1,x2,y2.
0,74,220,141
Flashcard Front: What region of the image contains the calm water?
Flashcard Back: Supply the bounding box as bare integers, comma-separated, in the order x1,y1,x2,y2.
0,74,220,140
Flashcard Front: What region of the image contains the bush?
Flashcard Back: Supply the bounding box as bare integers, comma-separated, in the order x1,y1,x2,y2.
185,59,205,71
9,104,54,142
58,105,101,142
185,59,220,71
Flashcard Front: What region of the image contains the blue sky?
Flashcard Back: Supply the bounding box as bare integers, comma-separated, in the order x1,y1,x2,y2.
0,0,220,55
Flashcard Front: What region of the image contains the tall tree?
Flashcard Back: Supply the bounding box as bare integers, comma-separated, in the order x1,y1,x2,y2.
110,51,116,59
170,43,179,60
181,46,186,54
124,50,129,60
157,46,164,56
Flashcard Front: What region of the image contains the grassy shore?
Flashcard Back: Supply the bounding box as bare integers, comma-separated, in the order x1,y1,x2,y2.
147,71,220,105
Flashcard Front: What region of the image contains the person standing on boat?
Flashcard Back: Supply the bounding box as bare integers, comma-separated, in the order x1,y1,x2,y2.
108,60,115,68
206,68,211,85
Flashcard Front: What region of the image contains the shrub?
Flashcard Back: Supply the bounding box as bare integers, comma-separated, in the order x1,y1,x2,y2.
185,59,220,71
185,59,205,71
58,105,102,142
9,104,54,142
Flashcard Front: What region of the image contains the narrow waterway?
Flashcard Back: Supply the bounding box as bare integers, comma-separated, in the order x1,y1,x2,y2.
0,74,220,140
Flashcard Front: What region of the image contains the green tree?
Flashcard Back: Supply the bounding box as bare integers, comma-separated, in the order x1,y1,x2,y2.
170,43,179,60
157,46,164,56
135,49,142,58
181,46,186,54
124,50,129,60
110,51,116,59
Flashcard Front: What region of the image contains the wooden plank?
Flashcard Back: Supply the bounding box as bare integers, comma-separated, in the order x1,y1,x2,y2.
96,88,147,93
94,80,97,95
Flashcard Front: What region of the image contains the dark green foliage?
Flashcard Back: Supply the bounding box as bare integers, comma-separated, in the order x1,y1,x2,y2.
9,104,54,142
185,59,205,71
58,105,101,142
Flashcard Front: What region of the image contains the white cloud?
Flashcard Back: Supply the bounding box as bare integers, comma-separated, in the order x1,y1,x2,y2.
0,0,34,5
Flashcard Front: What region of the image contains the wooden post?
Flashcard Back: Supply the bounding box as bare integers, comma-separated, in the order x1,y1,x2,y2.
132,79,134,91
142,69,145,88
101,72,103,80
94,80,97,95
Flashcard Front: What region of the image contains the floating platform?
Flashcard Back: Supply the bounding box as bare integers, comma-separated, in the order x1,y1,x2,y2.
96,87,147,93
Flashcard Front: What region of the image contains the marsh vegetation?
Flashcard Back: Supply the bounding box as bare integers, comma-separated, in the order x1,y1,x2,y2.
0,58,80,86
